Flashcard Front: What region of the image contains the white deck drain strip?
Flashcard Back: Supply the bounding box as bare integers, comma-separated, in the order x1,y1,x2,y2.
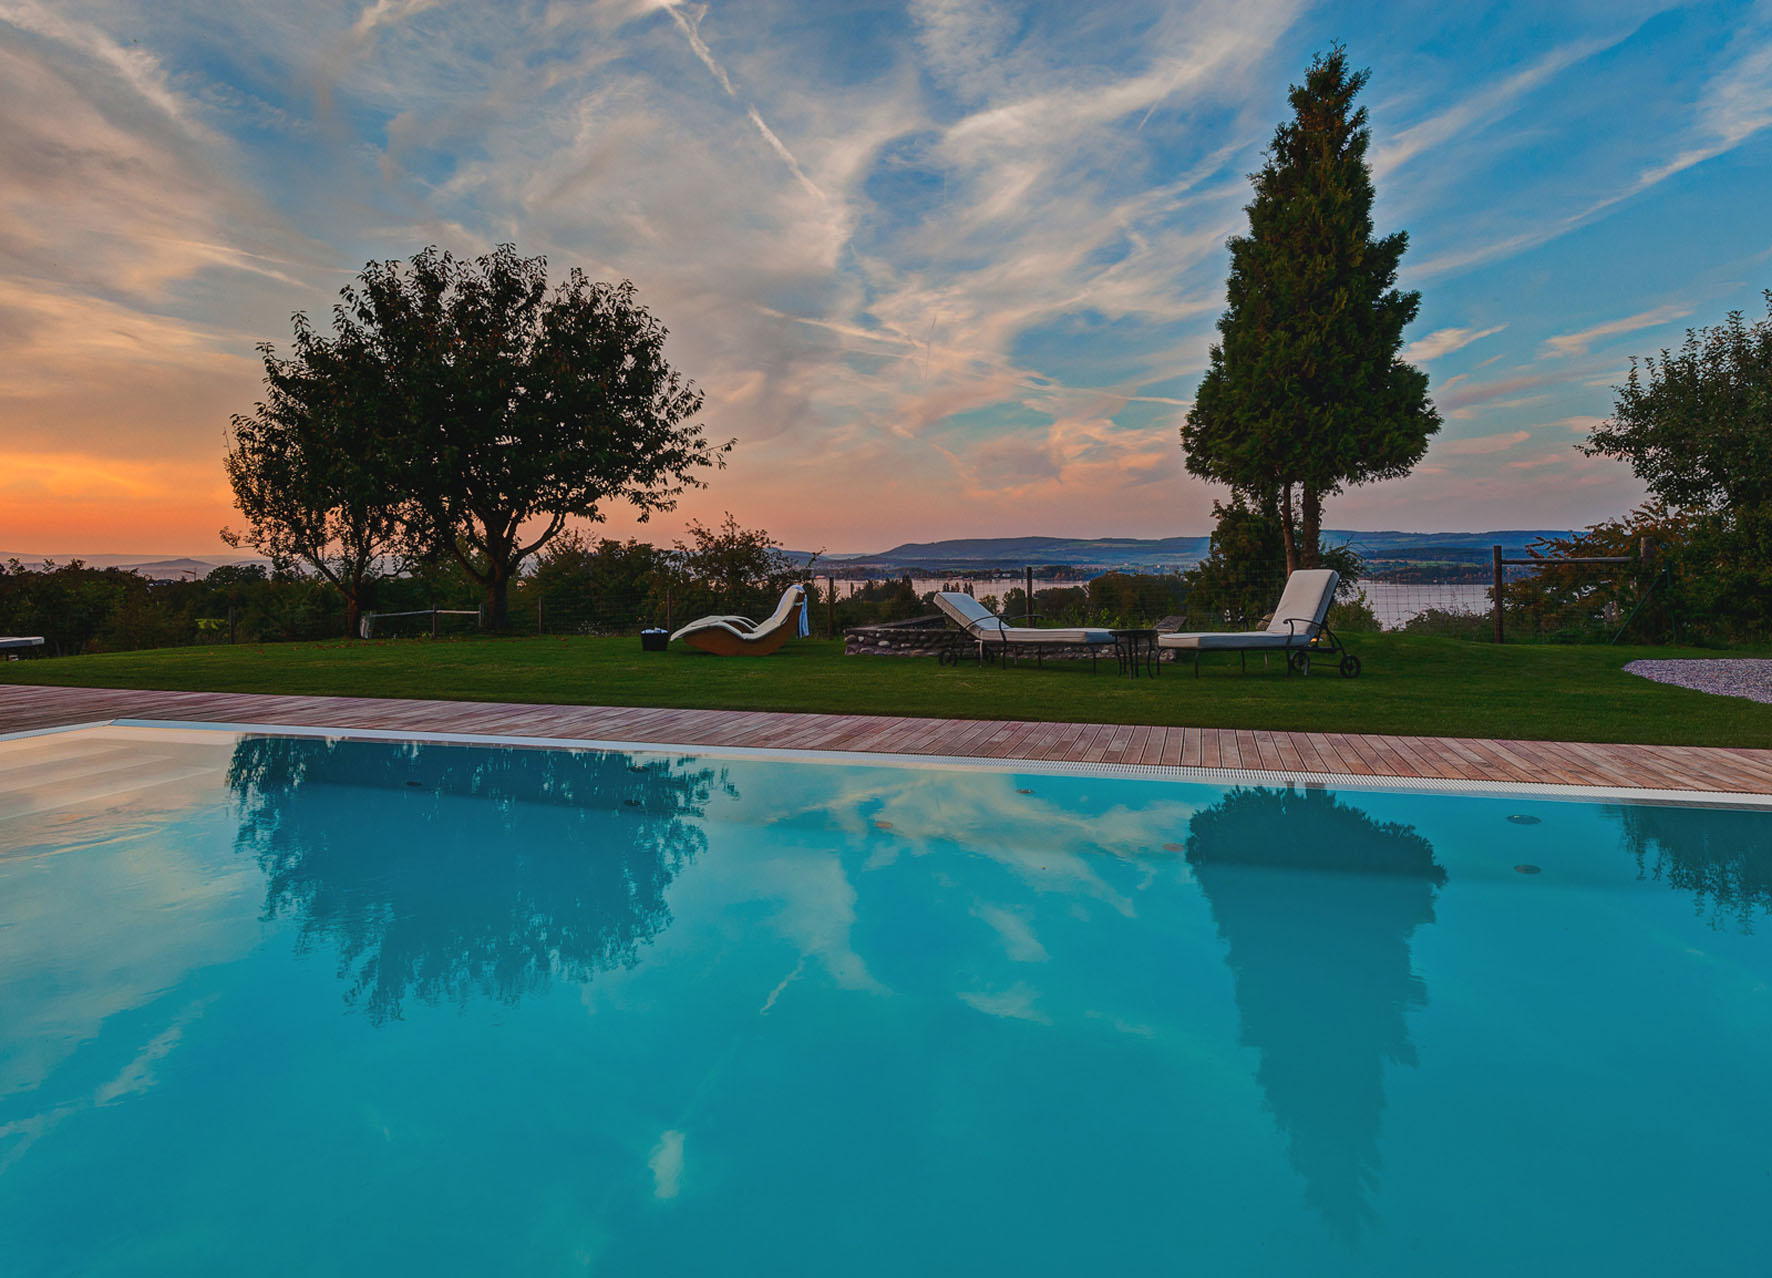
17,716,1753,811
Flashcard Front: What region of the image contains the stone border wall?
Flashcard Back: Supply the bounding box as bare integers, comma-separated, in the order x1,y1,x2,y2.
843,615,954,658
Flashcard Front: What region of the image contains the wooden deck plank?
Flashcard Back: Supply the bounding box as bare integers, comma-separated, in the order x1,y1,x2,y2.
5,684,1771,795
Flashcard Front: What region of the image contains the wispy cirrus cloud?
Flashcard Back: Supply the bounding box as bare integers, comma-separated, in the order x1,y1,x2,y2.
1404,324,1506,363
2,1,1767,551
1542,304,1691,358
1372,35,1618,179
1435,429,1530,456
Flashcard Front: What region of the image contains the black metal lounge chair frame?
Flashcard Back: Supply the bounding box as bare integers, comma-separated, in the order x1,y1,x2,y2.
1181,616,1361,679
935,619,1103,671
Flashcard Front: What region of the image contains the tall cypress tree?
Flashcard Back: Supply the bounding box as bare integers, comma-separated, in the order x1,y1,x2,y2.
1183,47,1438,572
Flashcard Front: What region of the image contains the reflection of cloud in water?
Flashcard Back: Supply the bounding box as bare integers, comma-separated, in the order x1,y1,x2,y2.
739,848,884,995
973,902,1049,962
1609,804,1772,932
0,733,254,1099
649,1129,686,1200
1187,786,1445,1244
723,763,1199,918
226,737,729,1024
1,997,212,1175
958,981,1050,1025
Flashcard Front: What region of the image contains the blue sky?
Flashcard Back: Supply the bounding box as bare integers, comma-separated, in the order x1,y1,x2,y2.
1,0,1769,552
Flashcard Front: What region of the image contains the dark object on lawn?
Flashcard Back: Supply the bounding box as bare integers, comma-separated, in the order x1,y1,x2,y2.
641,629,668,652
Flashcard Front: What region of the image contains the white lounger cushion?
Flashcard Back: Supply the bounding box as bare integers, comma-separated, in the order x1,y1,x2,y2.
671,585,804,643
934,593,1113,644
995,626,1115,644
1264,568,1339,634
1158,630,1296,651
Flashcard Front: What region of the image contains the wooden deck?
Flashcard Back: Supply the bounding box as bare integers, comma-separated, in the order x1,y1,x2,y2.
4,683,1771,795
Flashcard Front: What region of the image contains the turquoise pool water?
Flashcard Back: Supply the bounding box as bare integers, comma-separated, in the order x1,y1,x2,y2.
1,725,1768,1275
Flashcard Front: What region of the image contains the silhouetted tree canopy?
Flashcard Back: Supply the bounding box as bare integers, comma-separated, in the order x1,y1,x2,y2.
1182,47,1438,572
224,318,413,636
1584,294,1772,516
302,244,728,629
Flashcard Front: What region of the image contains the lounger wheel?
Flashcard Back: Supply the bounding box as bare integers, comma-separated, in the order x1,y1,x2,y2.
1339,654,1361,679
1288,650,1310,675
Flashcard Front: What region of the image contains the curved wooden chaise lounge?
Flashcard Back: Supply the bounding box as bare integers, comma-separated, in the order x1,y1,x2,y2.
670,584,808,656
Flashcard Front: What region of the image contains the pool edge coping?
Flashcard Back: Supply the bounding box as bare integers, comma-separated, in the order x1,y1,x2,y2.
18,715,1766,810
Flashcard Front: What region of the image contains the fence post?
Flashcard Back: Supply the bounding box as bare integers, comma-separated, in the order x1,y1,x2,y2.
665,587,673,635
228,604,236,645
431,605,439,640
1491,545,1504,644
1025,566,1034,625
826,575,836,639
537,599,544,635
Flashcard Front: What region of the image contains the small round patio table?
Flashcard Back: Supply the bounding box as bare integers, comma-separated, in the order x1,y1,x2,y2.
1110,629,1160,678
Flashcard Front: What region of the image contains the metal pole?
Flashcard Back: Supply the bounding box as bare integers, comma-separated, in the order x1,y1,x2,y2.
1492,545,1504,644
537,599,544,635
826,576,836,639
1025,566,1034,625
228,604,236,645
431,603,439,640
666,587,673,635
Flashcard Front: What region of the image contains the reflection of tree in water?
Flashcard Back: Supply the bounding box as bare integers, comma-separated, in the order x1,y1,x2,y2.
1186,786,1446,1243
227,736,730,1024
1612,804,1772,932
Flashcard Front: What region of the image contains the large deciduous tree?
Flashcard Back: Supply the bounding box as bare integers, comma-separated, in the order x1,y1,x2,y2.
1582,293,1772,515
1182,47,1439,572
224,319,410,637
335,245,727,629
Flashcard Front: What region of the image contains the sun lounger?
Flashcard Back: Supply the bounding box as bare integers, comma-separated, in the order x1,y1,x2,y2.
1158,569,1360,677
671,584,807,656
933,592,1115,669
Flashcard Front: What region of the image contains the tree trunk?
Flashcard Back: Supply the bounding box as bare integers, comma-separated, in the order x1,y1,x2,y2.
344,596,361,639
483,559,513,631
1300,484,1322,569
1277,484,1299,575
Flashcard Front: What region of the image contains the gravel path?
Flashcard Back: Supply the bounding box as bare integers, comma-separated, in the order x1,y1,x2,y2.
1624,659,1772,704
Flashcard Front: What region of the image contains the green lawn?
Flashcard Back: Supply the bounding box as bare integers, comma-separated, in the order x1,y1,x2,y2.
3,633,1765,747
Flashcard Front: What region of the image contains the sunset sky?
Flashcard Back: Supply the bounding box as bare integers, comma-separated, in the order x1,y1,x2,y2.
2,0,1769,556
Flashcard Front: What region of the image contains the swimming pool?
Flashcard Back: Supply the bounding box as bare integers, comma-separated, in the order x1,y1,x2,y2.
2,724,1767,1275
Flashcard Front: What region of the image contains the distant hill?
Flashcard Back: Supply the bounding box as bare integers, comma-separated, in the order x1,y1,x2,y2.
4,529,1581,581
837,530,1579,573
842,536,1211,572
0,553,262,579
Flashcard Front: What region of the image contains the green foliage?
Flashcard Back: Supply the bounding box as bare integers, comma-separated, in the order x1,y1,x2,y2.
513,532,671,635
0,559,346,655
816,578,928,630
1182,46,1438,569
1182,500,1364,628
1584,293,1772,515
316,244,727,629
669,514,802,612
1395,607,1489,641
224,313,414,635
1502,502,1772,645
1571,297,1772,645
1328,591,1382,633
